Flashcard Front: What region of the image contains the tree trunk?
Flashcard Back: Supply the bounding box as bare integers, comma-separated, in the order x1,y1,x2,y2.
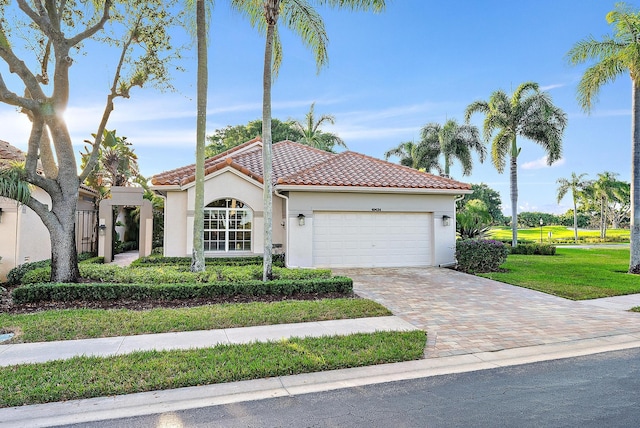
510,150,518,248
630,79,640,273
49,185,80,282
262,1,279,281
191,0,207,273
572,198,578,244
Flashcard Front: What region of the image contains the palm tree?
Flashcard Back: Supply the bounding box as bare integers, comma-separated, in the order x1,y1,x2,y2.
465,82,567,247
567,3,640,273
420,119,485,178
556,172,588,243
591,172,623,239
232,0,386,280
291,103,346,152
191,0,208,272
384,140,443,173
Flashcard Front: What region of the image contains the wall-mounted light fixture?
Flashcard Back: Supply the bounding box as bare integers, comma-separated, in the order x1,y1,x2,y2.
297,214,306,226
99,224,107,236
0,207,3,223
442,215,451,227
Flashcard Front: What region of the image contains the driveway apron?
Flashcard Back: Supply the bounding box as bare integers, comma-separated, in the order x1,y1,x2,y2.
333,267,640,358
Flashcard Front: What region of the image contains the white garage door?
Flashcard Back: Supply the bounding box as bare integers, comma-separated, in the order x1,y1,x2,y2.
313,212,432,268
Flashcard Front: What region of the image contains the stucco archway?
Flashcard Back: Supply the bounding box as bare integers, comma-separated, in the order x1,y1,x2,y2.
98,187,153,263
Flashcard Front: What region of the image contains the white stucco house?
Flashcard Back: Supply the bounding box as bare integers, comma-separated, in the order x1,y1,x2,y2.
0,140,98,281
150,138,471,268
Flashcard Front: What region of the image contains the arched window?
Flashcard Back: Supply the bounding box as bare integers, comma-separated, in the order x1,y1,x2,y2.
204,199,252,252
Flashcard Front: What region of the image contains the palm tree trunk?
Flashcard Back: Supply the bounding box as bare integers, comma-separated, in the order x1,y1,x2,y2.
191,0,207,272
600,198,606,239
572,197,578,244
262,0,279,281
631,79,640,273
510,149,518,248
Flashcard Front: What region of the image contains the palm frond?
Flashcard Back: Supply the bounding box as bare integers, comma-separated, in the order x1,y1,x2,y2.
0,161,32,204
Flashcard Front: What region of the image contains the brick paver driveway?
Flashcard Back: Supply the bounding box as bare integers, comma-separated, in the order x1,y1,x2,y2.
334,267,640,358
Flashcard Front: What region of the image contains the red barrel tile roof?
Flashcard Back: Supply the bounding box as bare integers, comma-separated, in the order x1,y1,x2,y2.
151,139,471,191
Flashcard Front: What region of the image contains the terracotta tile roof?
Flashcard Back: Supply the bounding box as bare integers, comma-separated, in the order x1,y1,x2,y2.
151,137,263,186
0,139,26,164
277,151,472,190
151,139,470,191
0,139,98,196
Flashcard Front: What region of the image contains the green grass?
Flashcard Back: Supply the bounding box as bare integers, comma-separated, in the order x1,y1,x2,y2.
0,299,391,343
479,247,640,300
0,331,426,408
488,226,629,243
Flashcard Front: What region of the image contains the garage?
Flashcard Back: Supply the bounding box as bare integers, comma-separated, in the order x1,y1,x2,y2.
312,211,432,268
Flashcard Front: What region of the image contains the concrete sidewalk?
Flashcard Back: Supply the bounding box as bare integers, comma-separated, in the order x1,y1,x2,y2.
0,316,416,367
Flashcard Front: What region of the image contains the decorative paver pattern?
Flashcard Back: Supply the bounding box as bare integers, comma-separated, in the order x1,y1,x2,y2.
334,267,640,358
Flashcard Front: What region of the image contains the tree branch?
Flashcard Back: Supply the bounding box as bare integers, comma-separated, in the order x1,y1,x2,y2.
0,74,40,111
67,1,113,47
79,15,138,182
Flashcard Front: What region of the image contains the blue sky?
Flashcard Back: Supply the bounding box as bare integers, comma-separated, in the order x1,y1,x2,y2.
0,1,634,214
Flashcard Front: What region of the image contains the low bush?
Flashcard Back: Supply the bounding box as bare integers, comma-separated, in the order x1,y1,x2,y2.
7,253,98,285
131,255,286,268
20,264,332,285
6,260,51,285
11,277,353,303
511,243,556,256
456,239,509,273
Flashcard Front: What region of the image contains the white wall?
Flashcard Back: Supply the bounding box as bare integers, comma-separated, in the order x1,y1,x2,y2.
162,168,285,257
286,190,458,268
0,189,52,281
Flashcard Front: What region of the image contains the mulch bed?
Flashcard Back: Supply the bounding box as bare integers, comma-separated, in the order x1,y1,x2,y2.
0,284,354,315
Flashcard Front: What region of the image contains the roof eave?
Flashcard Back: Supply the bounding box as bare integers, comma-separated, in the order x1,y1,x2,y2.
275,184,473,195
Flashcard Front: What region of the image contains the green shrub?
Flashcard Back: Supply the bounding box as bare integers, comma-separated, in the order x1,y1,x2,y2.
456,239,509,273
511,243,556,255
7,253,98,285
11,277,353,303
6,260,51,285
80,256,105,264
19,263,331,285
131,255,286,267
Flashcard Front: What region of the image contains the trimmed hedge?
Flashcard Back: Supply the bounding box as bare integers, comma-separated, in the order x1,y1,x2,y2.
456,239,509,273
21,264,331,285
511,243,556,256
131,254,286,267
11,277,353,303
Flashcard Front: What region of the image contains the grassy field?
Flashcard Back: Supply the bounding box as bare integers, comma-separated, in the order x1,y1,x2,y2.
488,226,630,243
479,247,640,300
0,299,390,343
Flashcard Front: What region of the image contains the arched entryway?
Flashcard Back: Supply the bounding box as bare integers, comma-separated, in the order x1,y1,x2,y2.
98,187,153,263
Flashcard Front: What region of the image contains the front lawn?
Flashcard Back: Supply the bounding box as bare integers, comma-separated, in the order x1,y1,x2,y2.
0,299,390,343
479,247,640,300
0,330,426,408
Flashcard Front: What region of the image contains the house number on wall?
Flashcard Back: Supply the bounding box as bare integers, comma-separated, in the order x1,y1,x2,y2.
371,208,382,212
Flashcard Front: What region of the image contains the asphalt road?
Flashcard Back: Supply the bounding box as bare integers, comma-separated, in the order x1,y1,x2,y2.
63,348,640,427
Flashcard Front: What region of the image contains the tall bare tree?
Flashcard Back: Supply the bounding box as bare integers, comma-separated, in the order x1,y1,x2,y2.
0,1,180,282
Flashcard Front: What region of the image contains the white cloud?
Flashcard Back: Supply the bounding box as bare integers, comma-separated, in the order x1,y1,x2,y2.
0,110,31,148
539,83,566,91
521,156,566,170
